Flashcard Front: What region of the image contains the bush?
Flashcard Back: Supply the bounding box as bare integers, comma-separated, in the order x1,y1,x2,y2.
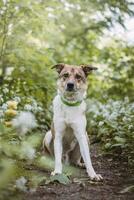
86,97,134,165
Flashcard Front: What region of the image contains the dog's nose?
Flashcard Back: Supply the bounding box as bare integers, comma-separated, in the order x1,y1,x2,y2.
67,82,74,91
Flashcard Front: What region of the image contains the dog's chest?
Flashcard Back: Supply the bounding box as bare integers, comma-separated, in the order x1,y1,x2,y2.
62,107,77,123
53,95,86,124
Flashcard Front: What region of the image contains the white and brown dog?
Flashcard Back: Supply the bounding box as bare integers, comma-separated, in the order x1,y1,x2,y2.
43,63,103,181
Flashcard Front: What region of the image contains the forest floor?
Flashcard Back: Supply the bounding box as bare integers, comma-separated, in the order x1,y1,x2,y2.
23,144,134,200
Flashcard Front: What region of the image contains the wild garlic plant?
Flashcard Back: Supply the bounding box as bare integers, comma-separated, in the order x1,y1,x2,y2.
86,97,134,165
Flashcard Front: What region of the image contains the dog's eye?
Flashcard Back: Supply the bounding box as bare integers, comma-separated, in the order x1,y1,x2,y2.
75,74,82,80
63,73,69,78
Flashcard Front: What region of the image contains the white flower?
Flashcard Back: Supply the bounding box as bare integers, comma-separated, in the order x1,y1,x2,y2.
37,106,43,111
90,120,95,125
13,96,21,103
122,116,128,122
16,177,27,191
1,103,8,110
24,104,32,111
120,107,125,113
26,147,35,160
2,0,7,5
103,111,109,118
109,112,118,121
12,111,37,135
3,88,9,94
99,121,104,126
21,143,36,160
128,125,133,130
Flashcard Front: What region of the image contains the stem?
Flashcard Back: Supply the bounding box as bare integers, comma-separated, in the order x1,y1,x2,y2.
0,4,9,83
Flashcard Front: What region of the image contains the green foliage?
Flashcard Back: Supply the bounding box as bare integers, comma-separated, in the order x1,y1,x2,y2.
0,124,42,198
86,97,134,165
97,43,134,100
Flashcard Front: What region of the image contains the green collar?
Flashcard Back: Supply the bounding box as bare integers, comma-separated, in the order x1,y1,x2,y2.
61,96,82,106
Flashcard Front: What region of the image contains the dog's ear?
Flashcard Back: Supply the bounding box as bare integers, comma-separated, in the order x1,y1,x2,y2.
52,63,65,74
81,65,98,77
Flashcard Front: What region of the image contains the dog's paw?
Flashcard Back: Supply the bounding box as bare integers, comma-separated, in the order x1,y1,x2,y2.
89,173,103,181
51,170,62,176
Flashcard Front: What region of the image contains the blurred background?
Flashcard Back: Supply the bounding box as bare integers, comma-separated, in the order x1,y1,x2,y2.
0,0,134,198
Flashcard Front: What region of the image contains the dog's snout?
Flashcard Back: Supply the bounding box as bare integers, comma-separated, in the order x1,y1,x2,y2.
67,82,74,91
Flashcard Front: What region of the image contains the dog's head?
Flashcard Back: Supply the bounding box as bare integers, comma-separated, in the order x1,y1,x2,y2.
52,63,97,101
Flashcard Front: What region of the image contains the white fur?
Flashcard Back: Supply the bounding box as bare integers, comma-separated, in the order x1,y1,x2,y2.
51,95,102,180
43,130,52,153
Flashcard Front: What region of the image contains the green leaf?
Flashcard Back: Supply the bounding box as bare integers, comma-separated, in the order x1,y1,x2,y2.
104,143,111,149
49,174,71,185
114,136,126,144
119,185,134,194
111,143,123,148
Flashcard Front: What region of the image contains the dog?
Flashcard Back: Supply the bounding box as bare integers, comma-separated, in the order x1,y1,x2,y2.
43,63,103,181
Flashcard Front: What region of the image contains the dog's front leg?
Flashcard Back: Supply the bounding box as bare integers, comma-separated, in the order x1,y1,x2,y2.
72,119,103,181
51,123,65,176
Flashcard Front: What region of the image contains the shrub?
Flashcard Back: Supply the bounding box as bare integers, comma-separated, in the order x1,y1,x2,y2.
86,97,134,165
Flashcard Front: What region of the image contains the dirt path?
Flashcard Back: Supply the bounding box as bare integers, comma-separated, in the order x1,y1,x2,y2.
23,144,134,200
